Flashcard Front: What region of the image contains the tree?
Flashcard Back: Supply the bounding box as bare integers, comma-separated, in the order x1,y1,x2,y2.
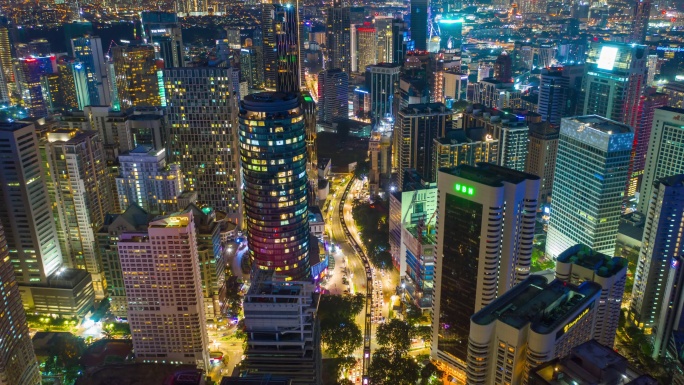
368,347,420,385
419,361,442,385
414,325,432,344
405,302,427,325
377,319,414,356
320,319,362,357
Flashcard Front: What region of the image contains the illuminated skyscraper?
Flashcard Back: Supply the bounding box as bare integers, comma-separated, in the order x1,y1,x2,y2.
410,0,429,51
262,0,301,92
537,67,568,127
375,16,393,63
302,91,318,204
580,42,647,129
392,18,408,65
438,14,462,51
493,52,512,83
165,67,242,225
326,0,351,74
71,36,111,106
0,222,41,385
357,23,377,72
546,116,633,260
317,68,349,125
42,57,89,112
15,56,56,118
365,63,401,122
239,92,310,280
631,0,651,44
141,11,184,68
111,44,163,110
0,26,14,103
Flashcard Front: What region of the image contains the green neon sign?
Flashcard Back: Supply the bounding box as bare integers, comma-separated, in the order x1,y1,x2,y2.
454,183,475,196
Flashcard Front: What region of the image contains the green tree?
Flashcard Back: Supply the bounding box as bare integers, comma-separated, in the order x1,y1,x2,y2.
419,361,442,385
405,302,427,325
414,325,432,344
368,348,420,385
320,319,362,357
377,319,414,356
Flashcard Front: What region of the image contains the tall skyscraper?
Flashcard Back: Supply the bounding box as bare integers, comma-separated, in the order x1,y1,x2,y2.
631,0,651,44
631,174,684,335
637,107,684,213
44,130,112,299
326,0,351,74
0,222,41,385
432,164,539,371
262,0,301,92
118,212,209,368
537,67,569,127
392,18,408,65
0,26,14,103
116,146,184,214
410,0,429,51
524,122,559,203
580,42,647,129
238,92,310,280
493,52,512,83
396,103,453,186
546,116,633,260
302,91,318,203
15,56,55,118
375,16,393,63
71,36,111,106
165,67,242,225
111,44,163,110
365,63,401,122
41,57,86,112
141,11,184,68
317,68,349,125
356,23,377,72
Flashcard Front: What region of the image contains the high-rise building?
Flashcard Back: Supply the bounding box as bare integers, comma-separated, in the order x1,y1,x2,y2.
546,116,633,260
317,68,348,125
432,164,539,371
365,63,401,122
396,103,453,186
472,78,521,110
556,244,627,348
637,107,684,213
375,16,393,63
141,11,184,68
97,204,155,317
467,276,602,385
239,92,310,280
631,0,651,44
626,91,668,199
524,122,559,203
241,271,321,384
580,42,647,129
0,26,14,103
368,131,392,196
118,212,209,368
662,82,684,109
44,130,112,299
165,67,242,225
240,48,261,89
493,52,512,83
15,56,56,118
432,131,499,181
392,18,408,65
537,67,569,127
410,0,428,51
438,15,462,51
403,222,435,309
356,23,377,72
111,44,163,110
71,36,111,106
262,0,301,92
301,91,318,204
441,71,468,102
631,174,684,333
41,58,85,112
116,146,184,214
326,1,351,74
0,222,41,385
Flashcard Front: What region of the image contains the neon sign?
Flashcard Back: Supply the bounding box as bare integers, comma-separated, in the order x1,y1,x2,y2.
563,307,590,333
454,183,475,196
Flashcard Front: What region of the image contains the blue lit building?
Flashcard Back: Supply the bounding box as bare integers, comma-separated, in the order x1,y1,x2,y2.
403,224,435,309
15,56,55,118
71,36,110,106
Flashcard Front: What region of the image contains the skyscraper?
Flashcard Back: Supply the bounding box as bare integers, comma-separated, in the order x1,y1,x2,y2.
410,0,429,51
525,122,559,203
631,174,684,334
432,132,499,181
432,163,539,371
262,0,301,92
537,67,569,127
546,116,633,260
111,44,162,110
326,0,351,74
356,23,377,72
317,68,349,125
631,0,651,44
0,222,41,385
0,26,14,103
392,18,408,65
15,56,55,118
438,15,462,51
637,107,684,214
141,11,184,68
71,36,111,106
396,103,454,186
238,92,310,280
118,212,209,368
365,63,401,122
302,91,318,203
165,66,242,225
493,52,512,83
580,42,647,129
375,15,393,63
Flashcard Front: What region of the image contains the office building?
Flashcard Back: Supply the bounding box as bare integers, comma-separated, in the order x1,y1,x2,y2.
493,52,513,83
141,11,184,68
631,0,651,44
165,67,242,224
97,204,155,318
525,122,559,203
432,131,498,182
473,78,521,110
529,340,658,385
403,223,435,309
317,69,348,125
30,268,95,317
466,275,602,385
116,146,184,214
580,42,647,129
626,91,668,199
15,56,56,118
119,212,209,368
41,58,85,112
432,164,539,371
369,131,392,196
0,26,14,103
375,16,393,63
365,63,401,122
637,107,684,213
0,223,41,385
398,75,429,109
111,44,163,110
44,130,112,298
241,48,261,89
396,103,453,186
301,91,318,203
441,71,468,102
663,82,684,109
326,1,351,74
556,244,627,348
241,271,321,385
546,116,633,260
537,67,569,127
392,18,408,65
410,0,428,51
438,15,462,51
262,0,301,92
357,23,377,72
631,175,684,334
0,122,63,304
71,36,111,106
239,92,310,280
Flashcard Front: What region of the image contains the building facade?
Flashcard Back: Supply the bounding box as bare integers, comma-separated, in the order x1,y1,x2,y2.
524,122,559,203
365,63,401,122
317,69,348,125
111,44,162,110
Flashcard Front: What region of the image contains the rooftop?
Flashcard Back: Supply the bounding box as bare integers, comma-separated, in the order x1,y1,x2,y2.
659,174,684,187
471,275,602,334
439,162,539,187
557,244,627,278
46,268,91,289
400,103,451,115
565,115,632,134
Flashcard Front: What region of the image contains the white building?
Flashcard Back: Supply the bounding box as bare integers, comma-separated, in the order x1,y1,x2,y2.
118,212,209,369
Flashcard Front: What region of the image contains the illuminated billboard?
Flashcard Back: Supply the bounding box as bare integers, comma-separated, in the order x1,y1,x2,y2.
596,46,618,71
